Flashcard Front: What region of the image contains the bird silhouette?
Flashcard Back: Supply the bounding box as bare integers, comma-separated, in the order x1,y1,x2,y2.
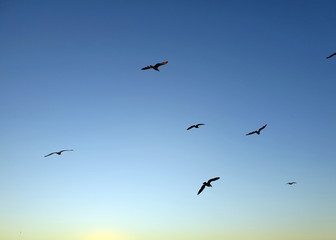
44,150,73,157
246,124,267,136
287,182,297,185
187,123,205,130
197,177,220,195
326,53,336,59
141,61,168,71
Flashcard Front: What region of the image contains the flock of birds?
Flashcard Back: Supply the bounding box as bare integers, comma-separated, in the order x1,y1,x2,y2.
44,52,336,195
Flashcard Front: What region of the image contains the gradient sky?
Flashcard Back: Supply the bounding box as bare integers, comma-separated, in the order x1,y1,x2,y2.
1,1,336,240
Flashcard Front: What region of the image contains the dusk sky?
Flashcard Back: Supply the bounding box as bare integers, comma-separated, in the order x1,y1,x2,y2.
1,1,336,240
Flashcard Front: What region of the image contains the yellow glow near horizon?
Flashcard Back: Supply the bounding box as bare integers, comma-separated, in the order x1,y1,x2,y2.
79,230,130,240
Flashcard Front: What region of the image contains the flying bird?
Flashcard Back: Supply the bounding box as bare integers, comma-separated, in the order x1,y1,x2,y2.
197,177,220,195
326,53,336,59
287,182,297,185
187,123,205,130
44,150,73,157
141,61,168,71
246,124,267,136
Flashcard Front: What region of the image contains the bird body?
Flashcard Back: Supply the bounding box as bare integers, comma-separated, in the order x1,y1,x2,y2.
187,123,205,130
246,124,267,136
287,182,297,185
326,53,336,59
197,177,220,195
141,61,168,71
44,149,73,157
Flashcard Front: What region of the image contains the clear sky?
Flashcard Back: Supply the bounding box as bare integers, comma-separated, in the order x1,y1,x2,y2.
1,1,336,240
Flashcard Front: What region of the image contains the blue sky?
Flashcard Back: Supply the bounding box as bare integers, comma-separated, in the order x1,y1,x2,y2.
1,1,336,240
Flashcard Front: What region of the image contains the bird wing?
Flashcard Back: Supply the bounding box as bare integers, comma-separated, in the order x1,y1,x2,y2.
208,177,220,183
187,125,195,130
44,152,56,157
60,149,73,153
246,131,257,135
326,53,336,59
197,185,205,195
258,124,267,132
141,66,153,70
196,124,205,127
154,61,168,68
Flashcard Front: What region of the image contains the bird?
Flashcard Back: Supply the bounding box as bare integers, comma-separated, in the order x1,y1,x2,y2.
141,61,168,71
44,150,73,157
326,53,336,59
246,124,267,136
197,177,220,195
187,123,205,130
287,182,297,185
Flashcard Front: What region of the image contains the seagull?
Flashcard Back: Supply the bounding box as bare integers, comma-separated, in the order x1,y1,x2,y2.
141,61,168,71
326,53,336,59
246,124,267,136
197,177,220,195
187,123,205,130
44,150,73,157
287,182,297,185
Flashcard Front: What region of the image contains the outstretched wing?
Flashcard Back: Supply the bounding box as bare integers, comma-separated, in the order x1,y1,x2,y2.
141,65,153,70
246,131,257,136
44,152,56,157
196,124,205,127
154,61,168,68
258,124,267,132
187,125,195,130
326,53,336,59
60,149,73,153
197,185,205,195
208,177,220,183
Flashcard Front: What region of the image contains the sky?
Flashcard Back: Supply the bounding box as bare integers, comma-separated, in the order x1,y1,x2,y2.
1,0,336,240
